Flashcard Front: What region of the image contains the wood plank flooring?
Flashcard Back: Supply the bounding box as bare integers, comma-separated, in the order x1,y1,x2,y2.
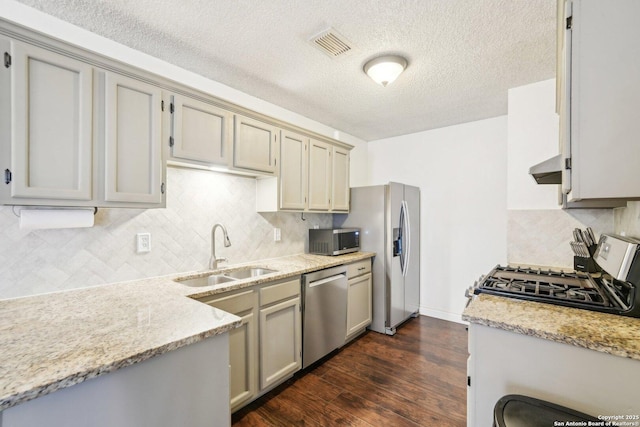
232,316,468,427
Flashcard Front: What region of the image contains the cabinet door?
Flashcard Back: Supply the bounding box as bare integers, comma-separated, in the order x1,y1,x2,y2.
200,290,258,412
259,296,301,390
346,273,372,338
565,0,640,201
171,94,231,166
9,41,93,201
233,115,278,174
228,310,256,411
103,72,164,204
307,139,332,210
279,130,308,210
331,146,350,211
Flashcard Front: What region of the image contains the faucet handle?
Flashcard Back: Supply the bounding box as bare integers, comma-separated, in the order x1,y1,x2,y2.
217,257,228,265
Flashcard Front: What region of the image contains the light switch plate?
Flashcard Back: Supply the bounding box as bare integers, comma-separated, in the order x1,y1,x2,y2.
274,228,281,242
136,232,151,253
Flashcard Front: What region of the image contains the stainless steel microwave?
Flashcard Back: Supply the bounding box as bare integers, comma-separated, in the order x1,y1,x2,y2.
308,228,360,256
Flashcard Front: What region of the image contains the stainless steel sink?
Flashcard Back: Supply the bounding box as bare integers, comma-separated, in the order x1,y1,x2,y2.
223,267,277,280
176,274,236,287
174,267,277,287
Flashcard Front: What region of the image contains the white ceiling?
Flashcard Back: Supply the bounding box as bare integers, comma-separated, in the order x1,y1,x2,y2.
16,0,557,141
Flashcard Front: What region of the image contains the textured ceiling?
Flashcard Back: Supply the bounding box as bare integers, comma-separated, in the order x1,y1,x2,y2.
15,0,557,141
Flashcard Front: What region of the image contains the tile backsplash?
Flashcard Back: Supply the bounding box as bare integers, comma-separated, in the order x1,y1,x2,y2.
0,167,330,299
508,209,614,268
614,201,640,238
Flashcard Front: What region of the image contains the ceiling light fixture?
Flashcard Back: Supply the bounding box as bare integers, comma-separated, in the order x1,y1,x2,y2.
363,55,408,87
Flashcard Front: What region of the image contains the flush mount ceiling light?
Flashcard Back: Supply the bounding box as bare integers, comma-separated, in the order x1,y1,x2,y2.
363,55,408,87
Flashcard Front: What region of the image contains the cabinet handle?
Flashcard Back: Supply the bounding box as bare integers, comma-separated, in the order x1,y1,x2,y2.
161,183,165,194
4,169,12,184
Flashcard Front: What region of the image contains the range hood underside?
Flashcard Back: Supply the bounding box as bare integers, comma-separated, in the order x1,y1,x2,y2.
529,154,562,185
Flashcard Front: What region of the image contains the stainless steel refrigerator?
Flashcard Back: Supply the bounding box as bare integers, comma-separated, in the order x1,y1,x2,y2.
334,182,420,335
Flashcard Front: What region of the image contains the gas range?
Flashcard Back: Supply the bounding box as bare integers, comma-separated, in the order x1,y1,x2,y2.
469,265,640,318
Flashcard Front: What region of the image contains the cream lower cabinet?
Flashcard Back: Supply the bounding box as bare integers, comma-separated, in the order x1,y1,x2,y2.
197,289,258,413
259,278,302,390
196,277,301,412
345,259,372,340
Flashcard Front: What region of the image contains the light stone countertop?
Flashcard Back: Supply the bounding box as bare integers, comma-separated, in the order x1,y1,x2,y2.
463,294,640,361
0,251,375,411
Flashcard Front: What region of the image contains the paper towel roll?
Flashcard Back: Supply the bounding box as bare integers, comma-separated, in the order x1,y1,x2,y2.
19,209,95,230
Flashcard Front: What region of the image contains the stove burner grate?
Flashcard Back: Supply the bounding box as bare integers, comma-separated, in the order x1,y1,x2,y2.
471,265,639,317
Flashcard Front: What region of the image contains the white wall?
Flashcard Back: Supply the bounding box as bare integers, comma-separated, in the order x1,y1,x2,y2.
367,117,508,322
507,79,560,210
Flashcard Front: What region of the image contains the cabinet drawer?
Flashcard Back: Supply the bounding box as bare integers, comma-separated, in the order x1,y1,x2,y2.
347,259,371,278
260,278,300,306
199,289,255,315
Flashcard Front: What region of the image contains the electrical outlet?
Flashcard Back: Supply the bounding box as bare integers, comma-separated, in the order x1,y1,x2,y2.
274,228,281,242
136,232,151,253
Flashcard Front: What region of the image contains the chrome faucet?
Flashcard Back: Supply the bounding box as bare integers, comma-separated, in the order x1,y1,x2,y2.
209,223,231,269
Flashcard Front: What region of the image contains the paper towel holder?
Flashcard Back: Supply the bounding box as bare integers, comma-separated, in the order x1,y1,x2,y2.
12,206,98,217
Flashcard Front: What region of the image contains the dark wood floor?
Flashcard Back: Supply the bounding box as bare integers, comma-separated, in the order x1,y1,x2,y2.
232,316,468,427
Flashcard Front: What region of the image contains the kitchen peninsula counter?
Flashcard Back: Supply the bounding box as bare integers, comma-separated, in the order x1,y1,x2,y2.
464,294,640,425
0,252,374,412
463,293,640,360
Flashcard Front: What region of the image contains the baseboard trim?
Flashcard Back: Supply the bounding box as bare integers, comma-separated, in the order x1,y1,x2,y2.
419,306,468,325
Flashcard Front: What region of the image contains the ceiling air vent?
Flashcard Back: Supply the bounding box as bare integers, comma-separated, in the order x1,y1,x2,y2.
309,28,352,58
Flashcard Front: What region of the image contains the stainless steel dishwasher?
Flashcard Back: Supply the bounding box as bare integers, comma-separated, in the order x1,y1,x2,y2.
302,265,348,368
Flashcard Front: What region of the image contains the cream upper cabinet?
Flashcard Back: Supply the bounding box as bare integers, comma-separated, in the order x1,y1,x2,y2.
256,135,351,213
279,130,308,210
307,139,332,210
558,0,640,204
169,94,231,166
102,72,164,205
3,40,93,202
1,26,353,209
233,115,278,175
0,37,167,208
331,146,350,212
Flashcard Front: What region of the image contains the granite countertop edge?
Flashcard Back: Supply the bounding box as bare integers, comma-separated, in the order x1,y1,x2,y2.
463,294,640,361
0,251,375,411
0,322,239,412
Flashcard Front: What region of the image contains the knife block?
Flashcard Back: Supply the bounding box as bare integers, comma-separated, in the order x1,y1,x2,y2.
574,256,599,273
574,244,599,273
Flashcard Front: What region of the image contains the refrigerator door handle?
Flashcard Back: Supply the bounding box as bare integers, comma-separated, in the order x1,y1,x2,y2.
400,200,411,277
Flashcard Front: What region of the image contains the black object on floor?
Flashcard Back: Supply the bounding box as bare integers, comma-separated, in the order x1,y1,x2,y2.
494,394,598,427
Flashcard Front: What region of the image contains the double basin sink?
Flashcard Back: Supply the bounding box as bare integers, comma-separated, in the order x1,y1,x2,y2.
175,267,277,287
